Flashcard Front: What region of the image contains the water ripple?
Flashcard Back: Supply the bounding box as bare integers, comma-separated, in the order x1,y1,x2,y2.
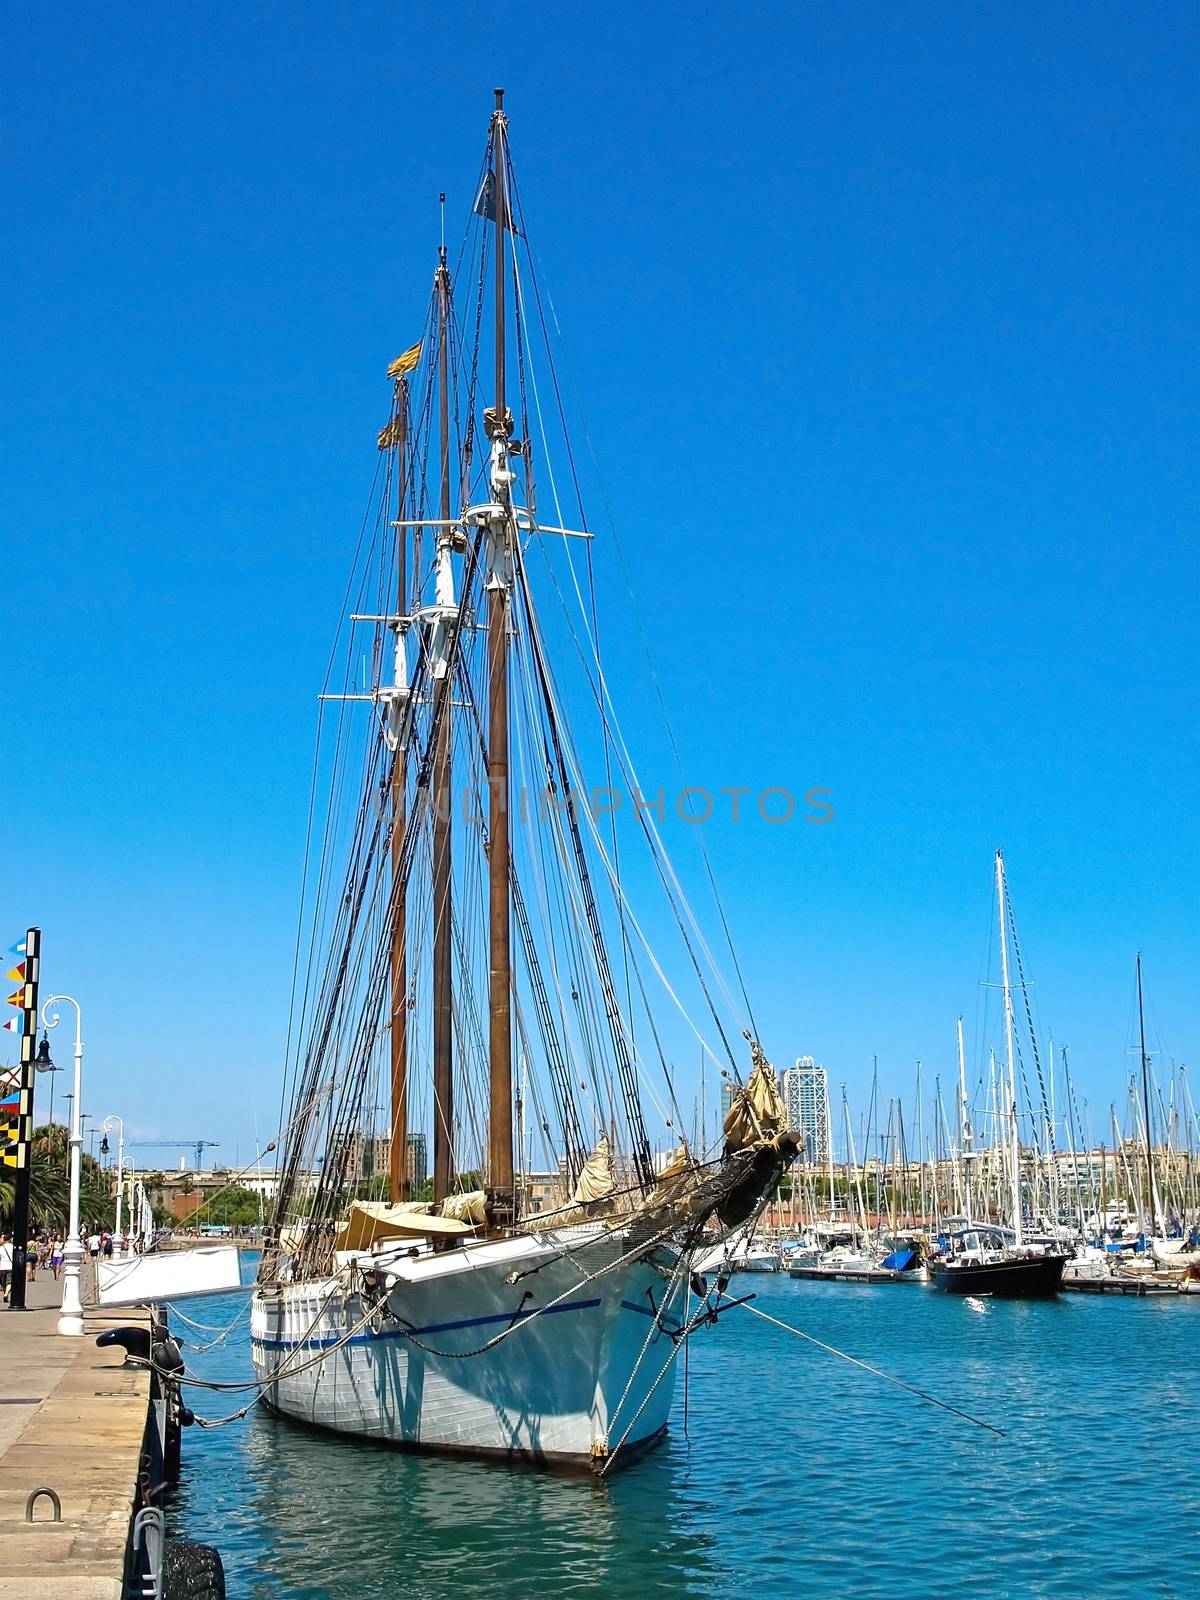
168,1269,1199,1598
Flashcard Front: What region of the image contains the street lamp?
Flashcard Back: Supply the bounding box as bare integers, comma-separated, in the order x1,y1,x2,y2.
40,995,84,1337
33,1034,62,1130
100,1116,125,1251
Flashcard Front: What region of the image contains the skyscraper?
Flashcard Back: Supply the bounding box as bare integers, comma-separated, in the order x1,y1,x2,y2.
782,1057,830,1165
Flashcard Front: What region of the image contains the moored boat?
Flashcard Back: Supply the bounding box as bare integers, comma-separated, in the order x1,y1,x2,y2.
930,1229,1068,1297
252,90,799,1473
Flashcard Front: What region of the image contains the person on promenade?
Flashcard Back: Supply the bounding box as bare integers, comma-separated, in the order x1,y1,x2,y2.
101,1232,113,1259
87,1228,102,1259
0,1235,10,1302
50,1236,64,1279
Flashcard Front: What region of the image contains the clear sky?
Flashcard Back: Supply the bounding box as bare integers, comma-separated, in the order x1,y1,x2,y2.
4,3,1196,1165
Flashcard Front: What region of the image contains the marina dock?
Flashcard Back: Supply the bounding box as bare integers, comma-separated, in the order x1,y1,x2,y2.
0,1272,153,1598
1061,1275,1185,1296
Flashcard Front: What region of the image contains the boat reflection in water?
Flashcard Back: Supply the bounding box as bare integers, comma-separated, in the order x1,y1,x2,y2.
227,1399,722,1599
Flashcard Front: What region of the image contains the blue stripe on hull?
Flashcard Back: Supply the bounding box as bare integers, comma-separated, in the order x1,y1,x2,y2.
252,1294,603,1352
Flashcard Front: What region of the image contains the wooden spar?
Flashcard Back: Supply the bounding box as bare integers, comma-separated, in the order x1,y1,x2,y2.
388,387,410,1204
487,88,515,1211
432,247,455,1203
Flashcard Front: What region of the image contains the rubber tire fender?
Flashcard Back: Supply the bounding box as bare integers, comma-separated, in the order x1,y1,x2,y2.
162,1540,227,1599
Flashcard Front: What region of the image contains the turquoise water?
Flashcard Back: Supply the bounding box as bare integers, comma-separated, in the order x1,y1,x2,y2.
167,1266,1198,1598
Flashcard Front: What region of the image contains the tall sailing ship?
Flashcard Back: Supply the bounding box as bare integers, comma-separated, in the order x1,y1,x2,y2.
252,92,798,1471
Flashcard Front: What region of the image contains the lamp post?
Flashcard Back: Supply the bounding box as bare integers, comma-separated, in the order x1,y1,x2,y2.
100,1116,125,1251
40,995,84,1336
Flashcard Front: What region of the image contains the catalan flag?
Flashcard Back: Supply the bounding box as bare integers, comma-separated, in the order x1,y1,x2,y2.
386,341,423,382
377,414,406,451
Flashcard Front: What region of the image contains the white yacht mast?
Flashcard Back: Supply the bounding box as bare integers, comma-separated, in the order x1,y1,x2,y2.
826,1075,836,1224
995,849,1023,1245
957,1016,973,1221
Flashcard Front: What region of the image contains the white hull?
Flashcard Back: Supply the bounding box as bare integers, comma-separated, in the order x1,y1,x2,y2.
693,1232,778,1275
739,1252,781,1274
252,1223,688,1471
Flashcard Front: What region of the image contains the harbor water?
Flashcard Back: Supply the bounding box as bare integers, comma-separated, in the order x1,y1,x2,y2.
168,1263,1198,1598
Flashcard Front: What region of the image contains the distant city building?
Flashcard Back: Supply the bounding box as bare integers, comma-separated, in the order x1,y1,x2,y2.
522,1170,567,1214
330,1131,429,1190
406,1133,428,1190
782,1057,830,1165
720,1078,737,1127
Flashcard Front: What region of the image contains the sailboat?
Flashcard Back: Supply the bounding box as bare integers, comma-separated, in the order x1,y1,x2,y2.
250,92,799,1471
930,852,1068,1297
1131,955,1200,1269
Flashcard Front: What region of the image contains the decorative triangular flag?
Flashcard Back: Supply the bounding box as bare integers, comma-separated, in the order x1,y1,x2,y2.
2,1016,23,1033
8,939,28,957
5,989,24,1009
6,963,25,984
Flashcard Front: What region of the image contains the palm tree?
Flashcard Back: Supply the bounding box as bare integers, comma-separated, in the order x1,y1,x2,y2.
1,1126,70,1229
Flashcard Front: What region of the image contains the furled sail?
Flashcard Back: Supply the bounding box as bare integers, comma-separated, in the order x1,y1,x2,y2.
571,1135,616,1207
722,1040,787,1152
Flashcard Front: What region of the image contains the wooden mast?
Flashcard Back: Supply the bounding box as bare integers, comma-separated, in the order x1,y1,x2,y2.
432,244,455,1203
388,385,410,1204
487,88,515,1217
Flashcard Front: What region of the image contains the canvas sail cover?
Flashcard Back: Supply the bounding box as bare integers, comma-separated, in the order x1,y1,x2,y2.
647,1143,696,1207
440,1190,489,1226
723,1044,786,1151
335,1200,477,1252
571,1135,616,1206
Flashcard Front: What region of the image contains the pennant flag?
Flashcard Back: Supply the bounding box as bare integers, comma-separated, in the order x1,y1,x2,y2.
472,172,521,234
6,963,25,984
377,414,406,451
2,1015,24,1034
386,341,423,382
8,939,27,957
5,989,23,1009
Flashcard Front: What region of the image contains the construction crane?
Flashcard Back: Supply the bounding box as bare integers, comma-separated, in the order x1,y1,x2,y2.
128,1138,221,1172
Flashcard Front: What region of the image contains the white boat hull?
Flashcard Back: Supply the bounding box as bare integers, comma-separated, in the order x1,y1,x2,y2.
251,1224,688,1471
739,1252,780,1274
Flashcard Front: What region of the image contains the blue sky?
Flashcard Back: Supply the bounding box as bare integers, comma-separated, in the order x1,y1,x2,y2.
4,3,1196,1163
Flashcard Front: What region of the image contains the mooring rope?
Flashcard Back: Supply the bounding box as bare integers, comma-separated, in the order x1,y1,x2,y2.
724,1295,1006,1437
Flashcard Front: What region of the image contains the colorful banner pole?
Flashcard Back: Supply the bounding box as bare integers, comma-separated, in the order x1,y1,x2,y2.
5,926,40,1310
